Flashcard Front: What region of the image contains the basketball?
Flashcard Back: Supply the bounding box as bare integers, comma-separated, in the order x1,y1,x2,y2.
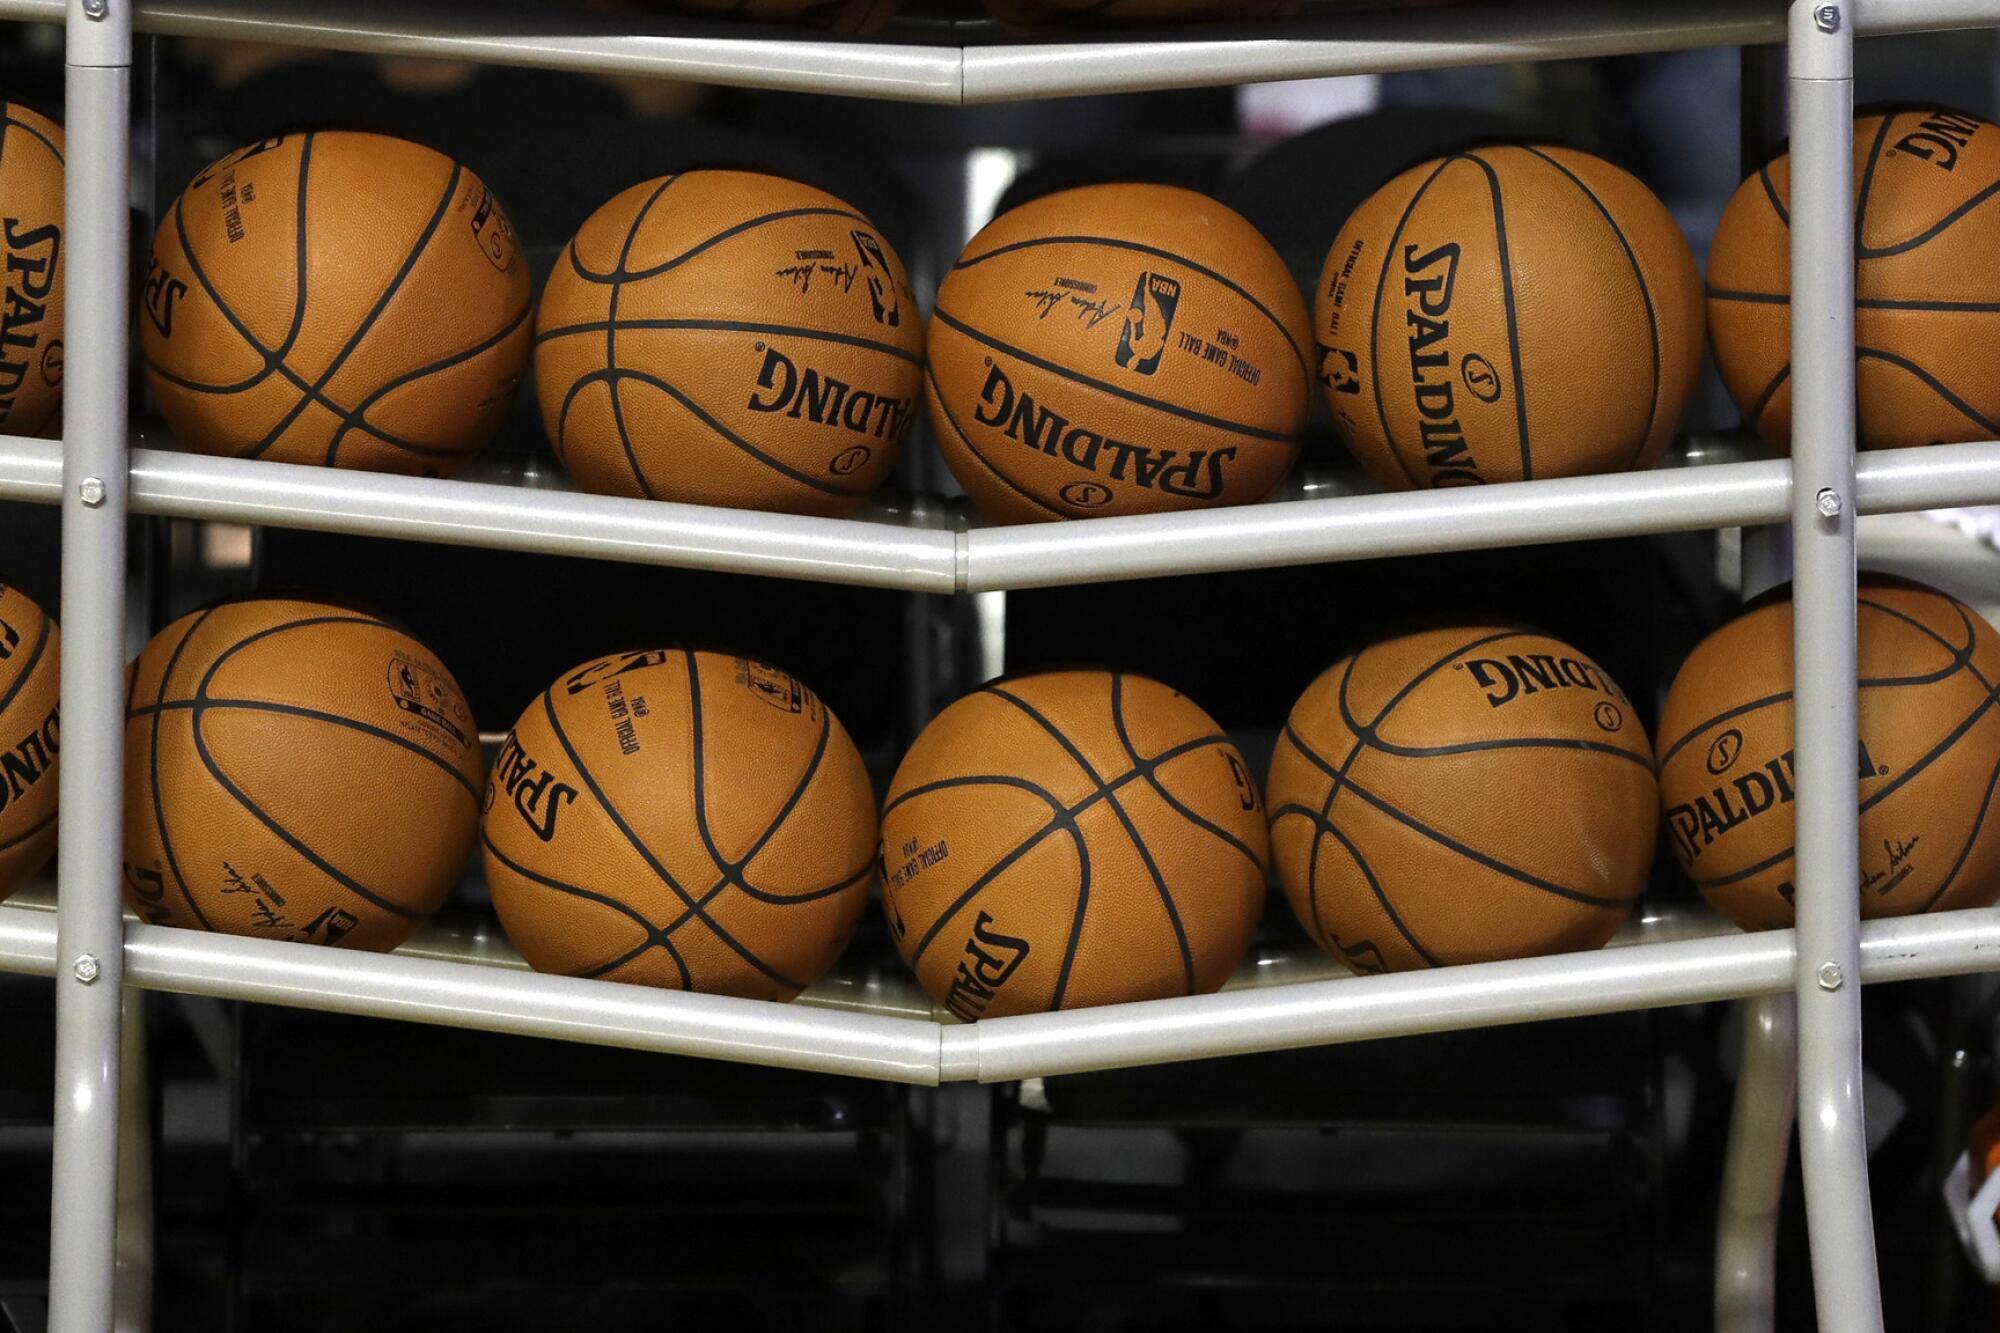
1315,145,1703,488
482,649,876,1001
926,183,1312,522
0,103,63,438
141,131,532,477
122,596,483,950
534,171,923,516
1708,107,2000,452
1657,577,2000,930
1267,625,1656,973
661,0,895,32
0,583,58,902
880,670,1267,1018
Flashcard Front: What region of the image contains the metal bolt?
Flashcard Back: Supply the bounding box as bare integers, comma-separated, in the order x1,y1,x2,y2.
1814,4,1841,32
72,954,100,984
1815,487,1842,518
78,476,105,507
81,0,107,18
1817,961,1844,991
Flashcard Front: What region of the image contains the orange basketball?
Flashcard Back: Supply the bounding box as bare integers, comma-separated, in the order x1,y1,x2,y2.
1657,577,2000,930
880,670,1267,1018
0,103,64,437
122,597,482,951
0,583,58,901
534,172,922,516
1316,145,1703,488
141,131,532,477
1267,625,1657,973
482,649,876,1001
927,184,1311,522
1709,107,2000,452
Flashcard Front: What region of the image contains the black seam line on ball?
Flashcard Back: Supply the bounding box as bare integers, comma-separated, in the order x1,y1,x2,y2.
897,732,1234,971
1747,364,1791,428
1281,720,1635,909
1656,597,1976,770
1369,156,1457,491
1110,671,1264,868
1461,151,1534,483
1854,110,1899,248
1693,680,2000,891
1520,145,1662,473
1858,347,2000,436
565,204,866,285
950,233,1310,383
982,680,1195,1000
130,697,479,801
0,808,54,855
534,317,921,364
680,647,863,907
930,306,1296,445
482,827,693,990
921,360,1069,519
538,685,801,990
1270,791,1442,969
1859,178,2000,259
3,111,59,165
248,162,465,460
1106,674,1203,995
564,364,868,498
604,175,680,502
325,300,533,465
146,608,218,932
1758,160,1790,228
182,613,468,922
1917,748,2000,912
1708,285,2000,314
0,612,49,717
1860,590,1992,692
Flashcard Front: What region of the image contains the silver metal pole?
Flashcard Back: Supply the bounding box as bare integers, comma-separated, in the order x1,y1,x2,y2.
46,0,132,1327
113,991,152,1333
1787,4,1882,1328
1716,993,1799,1333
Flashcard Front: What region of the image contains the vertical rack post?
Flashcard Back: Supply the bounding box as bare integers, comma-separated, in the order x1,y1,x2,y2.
1716,993,1799,1332
47,0,133,1327
1786,3,1881,1329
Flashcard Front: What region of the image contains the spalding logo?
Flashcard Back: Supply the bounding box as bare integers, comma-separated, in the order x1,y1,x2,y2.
830,445,871,476
1060,481,1112,508
1461,353,1502,404
1706,728,1744,775
1891,109,1983,172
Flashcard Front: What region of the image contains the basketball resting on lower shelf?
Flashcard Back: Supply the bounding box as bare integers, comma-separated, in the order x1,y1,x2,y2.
0,581,58,903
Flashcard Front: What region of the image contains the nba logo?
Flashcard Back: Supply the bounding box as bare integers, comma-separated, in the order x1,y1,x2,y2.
1115,272,1181,376
851,230,900,328
1320,344,1361,396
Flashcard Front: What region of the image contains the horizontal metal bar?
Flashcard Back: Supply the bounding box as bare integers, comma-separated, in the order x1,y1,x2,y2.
10,439,2000,592
0,0,1988,103
0,0,965,102
940,906,2000,1083
3,899,2000,1083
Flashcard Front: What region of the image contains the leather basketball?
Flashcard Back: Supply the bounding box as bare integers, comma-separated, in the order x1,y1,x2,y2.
483,649,876,1001
927,184,1312,522
535,171,922,516
1657,577,2000,930
0,583,58,901
1709,107,2000,452
1316,145,1703,488
0,103,63,438
123,597,482,951
141,131,532,477
1267,625,1657,973
881,670,1267,1018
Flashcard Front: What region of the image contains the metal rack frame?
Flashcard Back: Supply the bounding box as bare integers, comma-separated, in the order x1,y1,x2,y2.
4,0,1997,1327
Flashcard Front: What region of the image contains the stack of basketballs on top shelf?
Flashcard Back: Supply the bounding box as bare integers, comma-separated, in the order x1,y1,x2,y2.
1,100,1998,1017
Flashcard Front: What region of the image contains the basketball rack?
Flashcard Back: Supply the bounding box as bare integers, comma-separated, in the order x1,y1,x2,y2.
0,0,1996,1328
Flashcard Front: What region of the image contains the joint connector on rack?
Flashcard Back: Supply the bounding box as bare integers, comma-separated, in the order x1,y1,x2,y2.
1791,0,1855,78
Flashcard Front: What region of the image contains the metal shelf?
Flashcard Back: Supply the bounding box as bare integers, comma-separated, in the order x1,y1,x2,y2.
0,0,1993,102
8,435,2000,591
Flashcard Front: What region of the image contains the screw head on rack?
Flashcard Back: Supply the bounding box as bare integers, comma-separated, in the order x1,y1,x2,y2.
78,476,105,507
72,954,100,984
1815,487,1842,519
1817,961,1844,991
80,0,108,18
1813,4,1840,32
